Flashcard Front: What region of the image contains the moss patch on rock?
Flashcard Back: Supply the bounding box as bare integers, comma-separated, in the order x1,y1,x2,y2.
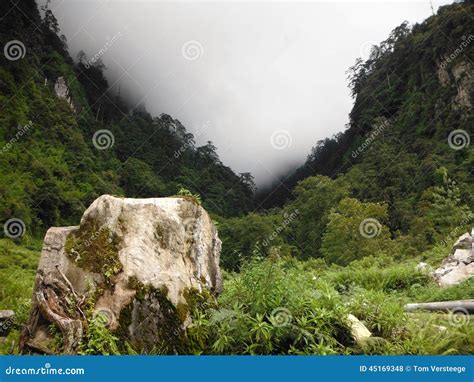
183,287,217,315
65,220,122,287
120,277,189,354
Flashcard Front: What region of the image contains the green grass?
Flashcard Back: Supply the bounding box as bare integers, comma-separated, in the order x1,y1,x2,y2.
0,238,472,355
0,238,41,354
187,254,474,355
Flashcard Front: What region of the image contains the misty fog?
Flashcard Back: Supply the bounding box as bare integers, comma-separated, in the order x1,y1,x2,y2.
46,0,450,187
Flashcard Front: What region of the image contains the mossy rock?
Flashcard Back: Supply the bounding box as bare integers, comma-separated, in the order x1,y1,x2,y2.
118,277,190,354
64,219,122,287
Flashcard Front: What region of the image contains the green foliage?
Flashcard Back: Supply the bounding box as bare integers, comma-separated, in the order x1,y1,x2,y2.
414,167,472,246
119,158,166,198
324,255,432,293
259,2,474,248
79,313,120,355
176,187,202,205
185,256,474,355
0,1,254,240
286,176,349,259
347,289,405,338
0,239,40,354
1,0,473,357
219,212,296,271
65,223,122,286
188,257,351,355
321,198,393,265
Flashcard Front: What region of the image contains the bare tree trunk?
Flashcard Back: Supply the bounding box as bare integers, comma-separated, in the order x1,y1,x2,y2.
405,300,474,313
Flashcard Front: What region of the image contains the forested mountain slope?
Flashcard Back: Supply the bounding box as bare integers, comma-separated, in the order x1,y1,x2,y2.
0,0,473,357
0,0,254,237
257,2,473,215
225,1,473,269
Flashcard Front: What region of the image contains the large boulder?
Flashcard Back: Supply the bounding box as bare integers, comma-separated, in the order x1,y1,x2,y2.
20,195,222,354
433,229,474,287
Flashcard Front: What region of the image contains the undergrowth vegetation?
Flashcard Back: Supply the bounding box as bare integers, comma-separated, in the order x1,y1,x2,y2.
0,0,472,357
186,255,474,355
1,236,473,355
0,239,41,354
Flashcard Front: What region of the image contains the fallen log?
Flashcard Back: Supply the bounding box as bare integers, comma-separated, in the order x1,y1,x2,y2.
404,299,474,314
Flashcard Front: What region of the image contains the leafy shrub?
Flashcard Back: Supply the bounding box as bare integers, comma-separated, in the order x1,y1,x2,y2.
187,257,352,355
324,255,432,293
176,187,202,205
79,312,120,355
321,198,393,265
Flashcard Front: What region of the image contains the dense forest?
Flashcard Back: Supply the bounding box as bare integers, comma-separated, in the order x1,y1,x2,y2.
0,0,473,355
0,0,255,236
228,2,473,270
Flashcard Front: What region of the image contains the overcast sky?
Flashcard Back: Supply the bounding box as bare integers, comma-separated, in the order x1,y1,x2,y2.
46,0,452,187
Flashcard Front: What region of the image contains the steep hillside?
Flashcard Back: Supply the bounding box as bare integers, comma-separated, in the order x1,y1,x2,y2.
0,0,254,237
0,0,473,357
257,2,473,218
224,2,473,269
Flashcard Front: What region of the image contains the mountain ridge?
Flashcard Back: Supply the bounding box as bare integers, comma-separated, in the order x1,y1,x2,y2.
0,0,255,236
256,2,473,211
